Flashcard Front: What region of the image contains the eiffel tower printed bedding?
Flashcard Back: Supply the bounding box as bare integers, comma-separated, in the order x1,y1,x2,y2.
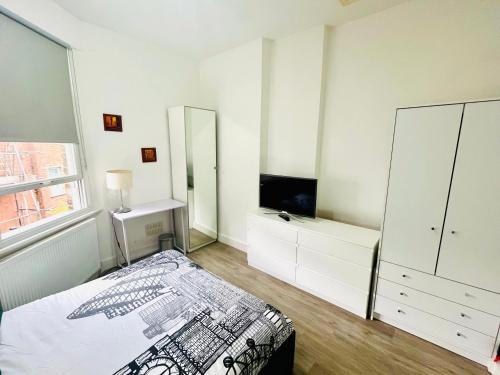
0,250,294,375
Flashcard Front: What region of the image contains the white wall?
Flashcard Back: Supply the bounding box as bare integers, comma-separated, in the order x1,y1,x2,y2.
74,25,199,267
263,26,326,178
0,0,200,267
200,40,265,250
3,0,499,258
317,0,500,229
200,0,500,247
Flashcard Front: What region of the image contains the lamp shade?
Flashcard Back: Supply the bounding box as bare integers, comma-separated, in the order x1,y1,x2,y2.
106,170,133,190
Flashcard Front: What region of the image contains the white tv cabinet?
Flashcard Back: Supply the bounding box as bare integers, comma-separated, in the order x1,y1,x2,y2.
247,209,380,318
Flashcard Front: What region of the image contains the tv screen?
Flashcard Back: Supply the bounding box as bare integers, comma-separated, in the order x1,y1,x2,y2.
259,174,317,218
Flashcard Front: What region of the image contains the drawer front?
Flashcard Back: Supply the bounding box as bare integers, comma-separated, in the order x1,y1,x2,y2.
379,261,500,316
299,231,374,268
248,215,298,243
248,251,295,283
375,295,496,358
298,246,372,292
377,279,500,337
296,267,368,318
248,229,296,263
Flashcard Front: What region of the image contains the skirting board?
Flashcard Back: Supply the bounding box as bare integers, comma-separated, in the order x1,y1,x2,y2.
102,235,247,269
218,233,247,252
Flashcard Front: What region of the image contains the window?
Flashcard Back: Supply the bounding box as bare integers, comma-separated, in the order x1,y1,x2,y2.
0,14,88,243
0,142,86,239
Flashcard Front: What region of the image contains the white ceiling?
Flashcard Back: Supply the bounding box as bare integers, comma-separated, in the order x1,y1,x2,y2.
54,0,408,59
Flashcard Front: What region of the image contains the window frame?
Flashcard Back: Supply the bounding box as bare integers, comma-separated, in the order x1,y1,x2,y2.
0,202,96,258
0,144,83,196
47,166,66,197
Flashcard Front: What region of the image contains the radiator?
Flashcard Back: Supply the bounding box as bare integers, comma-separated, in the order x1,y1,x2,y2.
0,218,100,311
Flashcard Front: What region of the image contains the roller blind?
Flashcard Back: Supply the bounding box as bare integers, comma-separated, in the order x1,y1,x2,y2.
0,13,78,144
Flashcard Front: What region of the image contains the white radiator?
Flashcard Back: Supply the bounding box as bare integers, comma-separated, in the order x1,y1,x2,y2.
0,218,100,311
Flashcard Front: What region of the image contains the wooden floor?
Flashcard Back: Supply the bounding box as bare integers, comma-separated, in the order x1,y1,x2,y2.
188,242,488,375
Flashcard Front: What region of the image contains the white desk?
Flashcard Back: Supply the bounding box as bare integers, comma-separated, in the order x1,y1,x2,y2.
110,199,187,265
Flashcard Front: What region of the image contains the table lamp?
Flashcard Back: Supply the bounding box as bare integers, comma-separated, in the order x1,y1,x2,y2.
106,170,133,213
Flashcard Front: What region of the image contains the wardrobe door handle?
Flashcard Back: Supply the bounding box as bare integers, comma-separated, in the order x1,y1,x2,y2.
399,291,407,296
451,230,456,234
431,227,435,231
460,312,467,318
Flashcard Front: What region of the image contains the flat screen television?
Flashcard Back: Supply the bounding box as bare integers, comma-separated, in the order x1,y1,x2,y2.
259,174,317,218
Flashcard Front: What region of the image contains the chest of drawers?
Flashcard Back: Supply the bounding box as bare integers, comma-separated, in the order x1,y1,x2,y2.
247,210,379,318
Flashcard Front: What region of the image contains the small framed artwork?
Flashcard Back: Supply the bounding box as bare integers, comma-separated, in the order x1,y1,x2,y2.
103,114,122,132
141,147,157,163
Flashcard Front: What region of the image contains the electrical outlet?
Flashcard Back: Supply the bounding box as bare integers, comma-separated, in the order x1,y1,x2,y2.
145,221,163,236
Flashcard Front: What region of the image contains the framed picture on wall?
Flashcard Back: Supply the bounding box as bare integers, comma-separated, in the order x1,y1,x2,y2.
141,147,157,163
103,114,122,132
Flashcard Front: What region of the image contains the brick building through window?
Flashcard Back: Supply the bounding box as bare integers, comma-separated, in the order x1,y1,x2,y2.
0,142,81,235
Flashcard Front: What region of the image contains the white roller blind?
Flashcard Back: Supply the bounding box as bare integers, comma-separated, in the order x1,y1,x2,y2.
0,13,78,143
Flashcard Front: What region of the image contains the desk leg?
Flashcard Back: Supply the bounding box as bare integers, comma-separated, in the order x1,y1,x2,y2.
122,220,131,266
181,207,188,255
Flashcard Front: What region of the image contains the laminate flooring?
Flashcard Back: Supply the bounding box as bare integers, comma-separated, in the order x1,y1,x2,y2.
188,241,488,375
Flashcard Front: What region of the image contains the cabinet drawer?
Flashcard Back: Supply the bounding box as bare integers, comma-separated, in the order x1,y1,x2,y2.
377,279,500,337
298,246,372,292
296,267,368,318
379,261,500,316
248,215,298,243
247,229,296,263
374,295,496,359
298,231,374,268
248,251,295,283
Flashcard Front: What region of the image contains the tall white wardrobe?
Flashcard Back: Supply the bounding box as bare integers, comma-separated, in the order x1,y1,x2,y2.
373,100,500,366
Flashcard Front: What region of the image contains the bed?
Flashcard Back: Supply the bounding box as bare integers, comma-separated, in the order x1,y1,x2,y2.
0,250,295,375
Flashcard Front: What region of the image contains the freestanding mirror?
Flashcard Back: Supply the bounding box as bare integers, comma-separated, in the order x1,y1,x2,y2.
168,106,217,252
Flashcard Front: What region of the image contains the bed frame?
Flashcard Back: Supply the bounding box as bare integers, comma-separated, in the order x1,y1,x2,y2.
261,330,296,374
223,330,296,375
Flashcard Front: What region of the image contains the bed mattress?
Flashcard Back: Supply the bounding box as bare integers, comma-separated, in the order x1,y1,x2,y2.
0,250,294,375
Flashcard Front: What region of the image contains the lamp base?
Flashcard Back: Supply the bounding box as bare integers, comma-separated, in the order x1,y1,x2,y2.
114,207,132,214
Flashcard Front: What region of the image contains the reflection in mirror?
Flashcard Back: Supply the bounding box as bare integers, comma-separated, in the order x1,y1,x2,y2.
185,108,217,250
